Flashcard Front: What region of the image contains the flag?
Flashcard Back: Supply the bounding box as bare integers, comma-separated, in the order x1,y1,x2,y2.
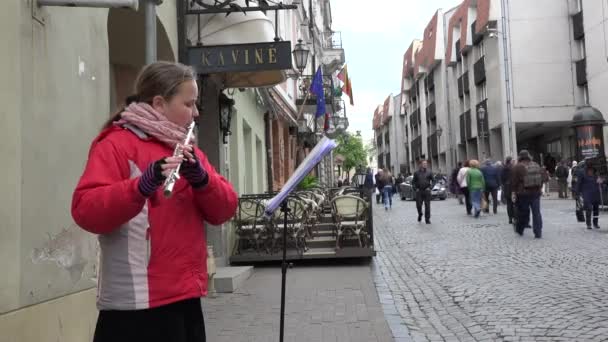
337,65,354,106
310,67,326,118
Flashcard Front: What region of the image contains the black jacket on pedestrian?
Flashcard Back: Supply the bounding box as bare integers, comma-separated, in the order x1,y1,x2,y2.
556,165,568,181
577,172,601,205
412,169,434,192
481,162,501,189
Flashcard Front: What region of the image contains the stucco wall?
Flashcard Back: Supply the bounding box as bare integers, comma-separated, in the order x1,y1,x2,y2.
0,1,179,340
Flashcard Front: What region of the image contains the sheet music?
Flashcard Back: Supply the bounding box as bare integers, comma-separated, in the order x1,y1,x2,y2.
264,136,338,217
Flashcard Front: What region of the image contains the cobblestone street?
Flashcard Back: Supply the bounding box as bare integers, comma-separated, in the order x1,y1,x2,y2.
373,196,608,342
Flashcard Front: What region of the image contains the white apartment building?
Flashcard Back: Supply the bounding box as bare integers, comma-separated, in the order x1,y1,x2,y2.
392,0,608,175
373,92,408,176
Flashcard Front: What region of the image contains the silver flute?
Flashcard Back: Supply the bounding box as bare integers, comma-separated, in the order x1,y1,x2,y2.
163,121,197,198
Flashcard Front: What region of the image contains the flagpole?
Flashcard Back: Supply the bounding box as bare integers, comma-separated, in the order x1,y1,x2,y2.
296,92,311,119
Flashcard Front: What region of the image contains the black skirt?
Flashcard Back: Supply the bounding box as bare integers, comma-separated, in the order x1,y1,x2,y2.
93,298,206,342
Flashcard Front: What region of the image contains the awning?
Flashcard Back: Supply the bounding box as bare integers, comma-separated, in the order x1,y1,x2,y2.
268,87,297,126
186,0,287,88
256,88,297,127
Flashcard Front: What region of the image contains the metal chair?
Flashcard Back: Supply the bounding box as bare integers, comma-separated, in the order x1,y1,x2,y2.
233,197,268,255
331,194,369,249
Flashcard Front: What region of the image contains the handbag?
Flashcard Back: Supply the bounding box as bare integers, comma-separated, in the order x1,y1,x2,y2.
481,194,488,210
575,196,585,222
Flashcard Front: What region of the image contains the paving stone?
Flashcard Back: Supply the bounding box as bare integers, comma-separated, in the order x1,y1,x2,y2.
371,198,608,341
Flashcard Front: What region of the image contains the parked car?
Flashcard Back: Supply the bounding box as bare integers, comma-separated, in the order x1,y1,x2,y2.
431,180,448,200
399,176,415,201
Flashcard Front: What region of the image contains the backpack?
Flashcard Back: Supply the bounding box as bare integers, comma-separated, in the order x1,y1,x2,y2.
523,162,543,188
556,165,568,179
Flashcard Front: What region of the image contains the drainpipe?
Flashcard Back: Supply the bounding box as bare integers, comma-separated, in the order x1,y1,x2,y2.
145,0,162,64
264,111,274,193
500,0,515,157
442,13,455,168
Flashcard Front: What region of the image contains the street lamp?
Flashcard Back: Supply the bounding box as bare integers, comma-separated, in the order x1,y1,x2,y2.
477,106,487,158
219,92,235,144
354,167,366,188
292,39,310,75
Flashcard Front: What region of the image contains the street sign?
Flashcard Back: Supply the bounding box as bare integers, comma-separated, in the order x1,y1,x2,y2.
187,41,293,75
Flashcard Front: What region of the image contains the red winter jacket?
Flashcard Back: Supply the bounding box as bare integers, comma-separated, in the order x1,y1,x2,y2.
71,124,237,311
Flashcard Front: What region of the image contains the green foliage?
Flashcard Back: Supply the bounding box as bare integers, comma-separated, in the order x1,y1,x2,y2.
297,174,319,190
334,132,368,176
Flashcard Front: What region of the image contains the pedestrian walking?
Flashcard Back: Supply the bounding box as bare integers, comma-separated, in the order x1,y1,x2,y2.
512,150,543,238
555,161,569,198
541,166,550,197
375,170,384,204
466,160,485,218
412,160,434,224
481,159,500,214
364,167,374,194
457,160,472,215
576,162,602,230
381,168,394,210
450,162,463,204
71,61,238,342
501,156,515,224
569,160,579,198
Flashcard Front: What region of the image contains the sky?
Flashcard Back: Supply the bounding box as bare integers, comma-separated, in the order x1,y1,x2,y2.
330,0,462,145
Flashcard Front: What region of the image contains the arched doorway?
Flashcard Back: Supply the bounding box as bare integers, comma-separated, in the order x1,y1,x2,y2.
107,8,174,112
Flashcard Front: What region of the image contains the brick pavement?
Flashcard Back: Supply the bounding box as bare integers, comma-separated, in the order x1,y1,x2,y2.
203,263,394,342
373,197,608,342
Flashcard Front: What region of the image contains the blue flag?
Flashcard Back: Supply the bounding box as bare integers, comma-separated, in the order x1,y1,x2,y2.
310,67,326,118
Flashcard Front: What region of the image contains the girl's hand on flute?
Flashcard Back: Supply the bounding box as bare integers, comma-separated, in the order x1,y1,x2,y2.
160,156,184,178
138,156,182,197
179,145,208,189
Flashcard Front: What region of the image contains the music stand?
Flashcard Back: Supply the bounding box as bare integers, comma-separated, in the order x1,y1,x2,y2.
263,136,338,342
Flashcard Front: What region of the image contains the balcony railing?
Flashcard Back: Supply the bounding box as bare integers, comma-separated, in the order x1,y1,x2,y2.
322,31,343,49
296,73,335,106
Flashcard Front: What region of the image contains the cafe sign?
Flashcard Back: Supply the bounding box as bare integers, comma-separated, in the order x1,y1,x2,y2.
188,41,293,74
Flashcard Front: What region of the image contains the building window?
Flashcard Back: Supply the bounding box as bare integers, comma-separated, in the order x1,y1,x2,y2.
547,140,562,156
477,40,485,59
477,83,487,101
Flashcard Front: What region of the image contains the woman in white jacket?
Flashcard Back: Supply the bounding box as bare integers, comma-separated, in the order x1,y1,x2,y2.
457,160,472,215
568,161,578,198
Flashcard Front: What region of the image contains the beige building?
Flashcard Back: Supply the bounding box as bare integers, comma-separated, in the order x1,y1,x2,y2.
392,0,608,175
1,1,182,340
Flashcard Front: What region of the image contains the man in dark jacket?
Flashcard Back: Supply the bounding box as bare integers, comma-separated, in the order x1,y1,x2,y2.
577,163,602,229
555,161,569,198
374,170,383,204
364,168,374,191
412,160,434,224
481,159,501,214
512,150,543,238
501,157,515,224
